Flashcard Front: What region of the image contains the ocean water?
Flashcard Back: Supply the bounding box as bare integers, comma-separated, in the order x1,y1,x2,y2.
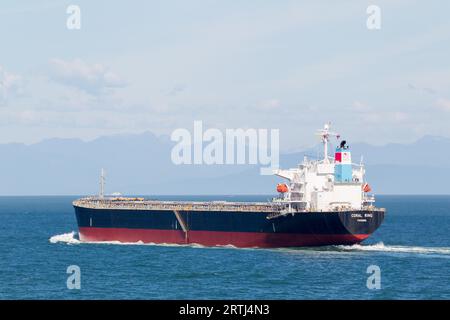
0,195,449,300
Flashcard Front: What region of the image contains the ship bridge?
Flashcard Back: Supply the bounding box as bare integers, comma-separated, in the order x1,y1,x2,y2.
274,124,372,213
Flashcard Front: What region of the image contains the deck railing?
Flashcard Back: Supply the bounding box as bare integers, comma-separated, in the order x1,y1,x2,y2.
73,198,385,214
73,198,284,213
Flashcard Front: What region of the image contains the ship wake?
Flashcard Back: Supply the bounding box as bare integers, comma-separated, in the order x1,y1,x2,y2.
49,233,450,257
48,231,213,248
336,242,450,256
49,232,81,244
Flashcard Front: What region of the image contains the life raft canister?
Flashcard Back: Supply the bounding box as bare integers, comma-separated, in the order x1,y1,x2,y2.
362,183,371,193
277,183,288,193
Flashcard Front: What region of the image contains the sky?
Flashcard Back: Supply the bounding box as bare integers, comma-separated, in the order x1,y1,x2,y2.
1,0,450,151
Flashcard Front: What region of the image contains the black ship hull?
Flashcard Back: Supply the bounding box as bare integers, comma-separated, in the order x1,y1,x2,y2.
73,206,384,248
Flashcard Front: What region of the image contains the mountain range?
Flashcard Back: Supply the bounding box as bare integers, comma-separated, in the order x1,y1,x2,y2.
0,132,448,195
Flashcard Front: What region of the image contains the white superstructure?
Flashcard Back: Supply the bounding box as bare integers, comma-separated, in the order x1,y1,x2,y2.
274,124,373,212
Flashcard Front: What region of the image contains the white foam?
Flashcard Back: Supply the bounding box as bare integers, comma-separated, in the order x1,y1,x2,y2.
217,244,239,249
49,231,219,248
49,231,81,244
337,242,450,255
49,233,449,256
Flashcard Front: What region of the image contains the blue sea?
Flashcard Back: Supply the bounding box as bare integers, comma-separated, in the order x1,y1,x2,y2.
0,195,449,300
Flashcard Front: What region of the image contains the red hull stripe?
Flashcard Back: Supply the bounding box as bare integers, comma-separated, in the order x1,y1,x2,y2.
79,227,369,248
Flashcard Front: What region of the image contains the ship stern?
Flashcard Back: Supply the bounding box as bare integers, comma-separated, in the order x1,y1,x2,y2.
338,209,385,243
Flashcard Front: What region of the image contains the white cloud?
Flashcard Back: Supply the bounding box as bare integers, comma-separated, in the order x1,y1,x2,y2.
49,58,126,95
436,98,450,112
408,83,437,95
0,65,22,104
352,100,371,112
258,99,281,110
166,84,187,96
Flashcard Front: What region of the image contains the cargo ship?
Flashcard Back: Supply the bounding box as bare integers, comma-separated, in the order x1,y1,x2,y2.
73,124,384,248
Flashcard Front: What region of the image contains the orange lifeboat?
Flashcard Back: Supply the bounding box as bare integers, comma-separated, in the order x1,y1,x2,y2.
276,183,288,193
362,183,371,193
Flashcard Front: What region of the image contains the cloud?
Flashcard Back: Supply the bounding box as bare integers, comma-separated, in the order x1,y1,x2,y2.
257,99,281,110
49,58,126,95
352,100,371,112
0,66,23,104
166,84,187,96
348,100,409,125
408,83,437,95
436,99,450,112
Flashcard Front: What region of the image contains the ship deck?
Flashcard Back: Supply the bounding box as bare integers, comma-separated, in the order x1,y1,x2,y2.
73,197,283,213
73,197,385,214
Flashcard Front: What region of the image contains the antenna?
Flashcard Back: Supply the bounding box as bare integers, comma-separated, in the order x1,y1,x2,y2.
99,168,106,199
316,123,340,163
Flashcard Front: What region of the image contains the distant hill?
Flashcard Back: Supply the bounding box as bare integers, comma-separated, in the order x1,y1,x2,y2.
0,132,449,195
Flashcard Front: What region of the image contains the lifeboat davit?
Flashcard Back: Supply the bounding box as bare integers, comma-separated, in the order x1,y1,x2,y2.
362,183,371,193
277,183,288,193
